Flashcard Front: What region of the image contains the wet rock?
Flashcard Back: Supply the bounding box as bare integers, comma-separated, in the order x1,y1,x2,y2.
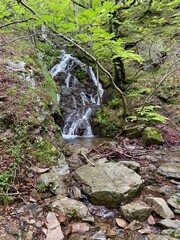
158,163,180,179
119,161,140,171
74,162,144,208
161,229,180,239
167,193,180,210
142,127,164,145
121,200,152,222
146,197,174,219
159,219,180,229
38,172,67,195
50,195,91,219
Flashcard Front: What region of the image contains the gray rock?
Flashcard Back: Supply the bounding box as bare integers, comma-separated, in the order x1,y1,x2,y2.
158,163,180,179
159,219,180,229
51,153,70,175
167,193,180,210
38,172,67,195
149,234,178,240
118,161,140,171
121,200,152,222
50,195,91,220
142,127,164,145
146,197,174,219
161,229,180,239
75,162,144,208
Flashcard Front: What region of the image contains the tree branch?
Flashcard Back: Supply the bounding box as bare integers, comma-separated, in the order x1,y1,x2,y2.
71,0,87,9
16,0,36,15
141,59,180,110
0,17,37,29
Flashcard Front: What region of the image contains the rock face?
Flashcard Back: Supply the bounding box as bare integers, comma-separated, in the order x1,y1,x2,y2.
121,200,152,222
146,197,174,219
74,163,144,208
142,127,164,145
158,163,180,179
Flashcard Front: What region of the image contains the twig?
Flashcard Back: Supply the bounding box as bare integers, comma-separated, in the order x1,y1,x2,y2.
141,59,180,110
0,17,37,29
80,153,95,167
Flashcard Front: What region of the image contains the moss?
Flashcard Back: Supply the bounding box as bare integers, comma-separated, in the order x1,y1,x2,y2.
142,127,164,145
93,107,126,137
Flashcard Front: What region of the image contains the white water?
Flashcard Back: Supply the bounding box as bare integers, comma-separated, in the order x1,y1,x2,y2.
50,51,104,139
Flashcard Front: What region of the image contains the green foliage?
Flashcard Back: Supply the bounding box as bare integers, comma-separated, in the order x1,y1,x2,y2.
128,105,168,124
108,98,120,109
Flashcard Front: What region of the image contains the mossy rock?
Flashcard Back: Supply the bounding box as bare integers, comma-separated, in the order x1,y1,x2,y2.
123,124,145,139
142,127,164,145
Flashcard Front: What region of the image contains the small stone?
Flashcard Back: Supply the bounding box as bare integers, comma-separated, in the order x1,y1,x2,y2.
116,218,128,228
46,212,64,240
71,222,90,234
126,220,142,231
159,219,180,229
146,197,174,219
35,221,42,228
167,193,180,210
147,215,156,225
121,200,152,222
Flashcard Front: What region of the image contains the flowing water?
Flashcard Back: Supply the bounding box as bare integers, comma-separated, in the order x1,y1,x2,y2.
50,51,104,139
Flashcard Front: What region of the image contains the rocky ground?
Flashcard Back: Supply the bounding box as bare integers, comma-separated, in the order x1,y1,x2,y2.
0,136,180,240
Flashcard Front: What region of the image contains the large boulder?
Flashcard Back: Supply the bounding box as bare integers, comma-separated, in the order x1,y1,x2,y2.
74,163,144,208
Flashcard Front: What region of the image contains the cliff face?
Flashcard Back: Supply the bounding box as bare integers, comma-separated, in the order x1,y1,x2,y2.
0,33,64,198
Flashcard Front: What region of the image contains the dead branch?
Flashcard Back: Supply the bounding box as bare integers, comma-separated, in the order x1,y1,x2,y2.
80,153,95,167
141,59,180,110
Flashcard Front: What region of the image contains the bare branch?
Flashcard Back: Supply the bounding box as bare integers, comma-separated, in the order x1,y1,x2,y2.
141,59,180,110
0,17,37,29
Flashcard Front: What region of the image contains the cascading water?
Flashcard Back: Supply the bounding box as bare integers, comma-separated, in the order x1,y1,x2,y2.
50,50,104,139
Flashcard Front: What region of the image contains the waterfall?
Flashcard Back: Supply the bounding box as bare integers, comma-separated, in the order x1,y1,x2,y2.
50,51,104,139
